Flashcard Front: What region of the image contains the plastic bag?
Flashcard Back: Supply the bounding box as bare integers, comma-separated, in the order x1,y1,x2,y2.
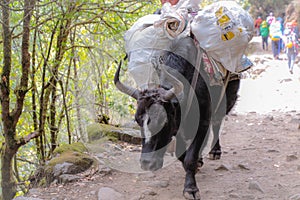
124,12,197,89
191,1,254,73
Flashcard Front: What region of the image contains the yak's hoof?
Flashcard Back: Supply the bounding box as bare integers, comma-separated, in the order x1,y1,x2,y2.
183,188,201,200
208,150,221,160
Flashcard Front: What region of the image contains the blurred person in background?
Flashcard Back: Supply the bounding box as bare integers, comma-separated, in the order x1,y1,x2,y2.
269,18,283,59
266,12,275,25
260,20,269,50
283,22,298,74
255,16,262,36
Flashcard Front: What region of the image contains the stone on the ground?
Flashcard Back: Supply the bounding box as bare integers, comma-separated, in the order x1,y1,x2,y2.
142,189,157,196
98,187,124,200
248,181,264,193
146,180,169,188
286,154,298,162
215,164,230,171
289,194,300,200
229,193,240,198
58,174,81,184
237,163,250,170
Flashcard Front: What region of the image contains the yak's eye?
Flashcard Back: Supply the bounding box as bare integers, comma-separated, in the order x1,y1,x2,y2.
135,114,144,127
135,105,147,127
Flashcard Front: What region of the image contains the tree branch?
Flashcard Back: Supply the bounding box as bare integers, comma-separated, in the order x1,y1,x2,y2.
17,131,40,147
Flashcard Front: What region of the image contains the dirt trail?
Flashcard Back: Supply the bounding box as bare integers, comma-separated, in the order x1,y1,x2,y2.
23,36,300,200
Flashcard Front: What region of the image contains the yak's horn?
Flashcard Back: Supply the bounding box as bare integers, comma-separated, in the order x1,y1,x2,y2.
162,66,184,101
114,60,140,99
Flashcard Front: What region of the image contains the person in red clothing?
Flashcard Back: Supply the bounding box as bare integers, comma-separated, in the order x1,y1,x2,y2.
161,0,179,5
254,16,263,36
291,20,299,38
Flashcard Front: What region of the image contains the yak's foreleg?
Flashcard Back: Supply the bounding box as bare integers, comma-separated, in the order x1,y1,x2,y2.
182,122,209,200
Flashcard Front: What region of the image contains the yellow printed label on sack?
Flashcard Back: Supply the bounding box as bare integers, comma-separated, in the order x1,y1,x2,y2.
217,14,231,26
215,6,231,26
215,6,224,18
215,6,236,41
221,31,235,41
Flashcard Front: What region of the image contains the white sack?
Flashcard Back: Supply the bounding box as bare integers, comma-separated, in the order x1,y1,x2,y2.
124,13,197,89
175,0,201,17
124,15,169,89
191,1,254,73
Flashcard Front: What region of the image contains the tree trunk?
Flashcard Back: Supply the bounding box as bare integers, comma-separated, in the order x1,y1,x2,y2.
1,0,16,198
1,144,17,200
72,29,85,142
31,2,42,162
38,19,59,163
1,0,36,199
47,3,76,148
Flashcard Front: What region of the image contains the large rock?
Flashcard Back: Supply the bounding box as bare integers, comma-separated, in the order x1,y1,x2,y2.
87,123,141,144
30,142,96,186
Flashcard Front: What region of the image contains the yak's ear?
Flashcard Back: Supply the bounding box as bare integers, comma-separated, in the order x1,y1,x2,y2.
114,60,140,99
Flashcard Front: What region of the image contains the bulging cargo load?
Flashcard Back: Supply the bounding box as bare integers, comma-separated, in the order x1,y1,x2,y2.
124,0,254,88
191,1,254,73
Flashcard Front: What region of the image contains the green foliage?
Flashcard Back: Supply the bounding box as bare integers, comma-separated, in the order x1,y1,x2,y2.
17,141,38,174
70,1,157,124
37,178,47,187
0,159,1,198
0,0,158,196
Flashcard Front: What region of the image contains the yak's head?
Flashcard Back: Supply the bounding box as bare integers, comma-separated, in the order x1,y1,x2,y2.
114,61,183,171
